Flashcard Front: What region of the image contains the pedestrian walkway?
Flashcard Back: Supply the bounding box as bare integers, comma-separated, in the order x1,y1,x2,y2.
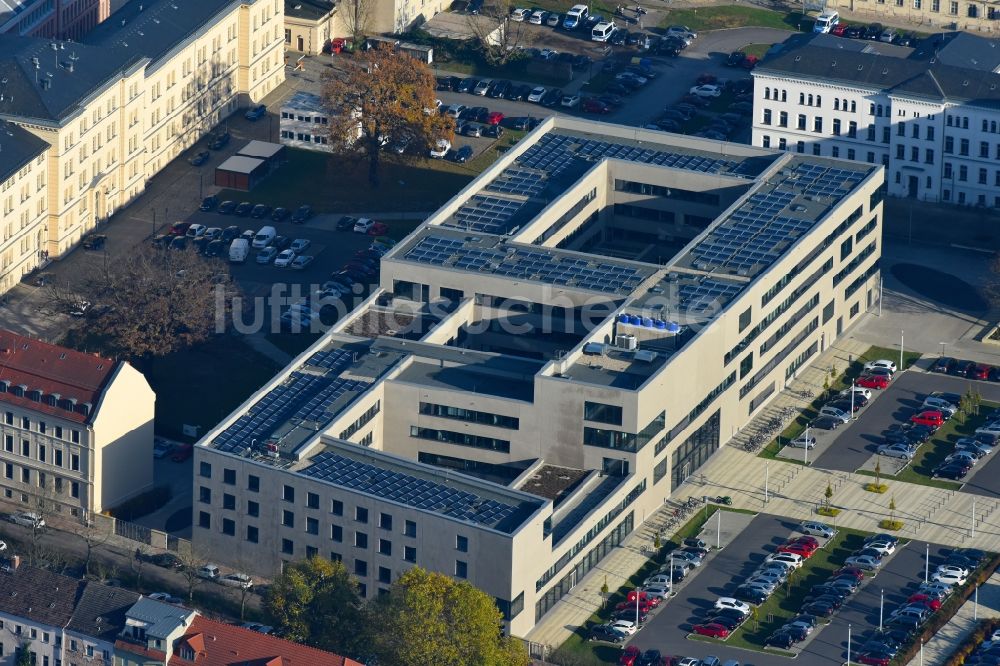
905,572,1000,665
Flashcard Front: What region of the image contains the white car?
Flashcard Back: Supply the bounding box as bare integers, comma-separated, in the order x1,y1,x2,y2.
197,564,220,580
147,592,182,604
936,563,969,577
527,86,547,103
671,550,703,566
788,435,816,449
289,238,311,253
665,24,697,39
866,540,896,556
689,84,722,98
256,247,278,264
8,512,44,529
845,555,881,570
877,443,914,459
561,93,581,108
919,581,953,598
273,249,296,267
750,569,786,584
642,585,671,599
932,570,967,586
0,539,6,552
354,218,374,234
529,9,546,23
766,552,804,569
511,7,529,20
800,521,836,538
429,139,451,158
644,574,672,587
219,573,253,589
444,104,465,118
609,619,638,636
290,255,314,270
714,597,751,614
841,386,872,400
864,359,897,373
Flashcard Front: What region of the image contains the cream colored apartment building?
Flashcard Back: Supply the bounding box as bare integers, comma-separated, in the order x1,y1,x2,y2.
193,117,884,636
0,123,49,295
0,329,155,518
0,0,285,271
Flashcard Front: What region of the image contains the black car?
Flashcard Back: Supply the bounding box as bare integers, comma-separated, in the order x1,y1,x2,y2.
613,609,650,623
542,88,563,107
507,85,531,101
273,236,292,251
510,117,532,130
456,77,478,93
893,32,916,46
705,615,741,631
221,226,240,242
734,586,768,605
572,54,592,69
483,124,505,138
336,215,357,231
809,585,850,601
589,625,626,643
487,79,511,98
82,234,107,250
251,204,271,219
765,630,795,649
168,236,188,250
802,601,835,617
864,23,884,39
727,51,746,66
811,416,842,430
204,239,225,257
236,202,255,217
598,94,624,107
637,650,665,666
271,207,290,222
436,76,458,91
452,146,474,163
788,614,817,629
802,594,843,609
933,464,969,480
209,131,230,150
217,200,237,214
188,150,210,166
606,83,631,97
710,608,747,623
844,24,865,38
199,195,219,212
291,205,313,223
146,552,183,568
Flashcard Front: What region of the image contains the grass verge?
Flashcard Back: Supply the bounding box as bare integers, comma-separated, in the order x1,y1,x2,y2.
725,527,874,652
741,43,772,58
658,6,806,32
759,345,923,461
550,507,755,665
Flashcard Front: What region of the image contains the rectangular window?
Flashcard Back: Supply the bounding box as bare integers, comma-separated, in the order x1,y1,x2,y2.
583,402,623,425
379,538,392,555
198,512,211,529
283,485,295,503
199,462,211,478
779,111,788,127
814,117,823,132
418,403,519,429
379,512,393,530
926,149,934,164
762,109,772,125
355,531,368,548
739,354,753,379
282,510,295,527
960,138,969,155
222,518,235,536
455,561,468,579
409,426,510,453
456,535,469,552
404,520,417,537
404,546,416,562
332,525,343,542
307,492,319,509
331,499,344,516
379,566,392,583
307,517,319,535
199,487,211,504
248,475,260,492
356,506,369,523
223,469,236,485
355,559,368,577
797,114,807,130
282,538,294,554
248,500,259,517
223,493,235,510
832,119,841,136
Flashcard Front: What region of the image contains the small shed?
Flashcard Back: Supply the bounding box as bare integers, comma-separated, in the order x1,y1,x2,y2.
215,155,267,191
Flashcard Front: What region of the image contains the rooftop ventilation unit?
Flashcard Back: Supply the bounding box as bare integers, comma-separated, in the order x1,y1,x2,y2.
614,334,638,350
634,350,658,363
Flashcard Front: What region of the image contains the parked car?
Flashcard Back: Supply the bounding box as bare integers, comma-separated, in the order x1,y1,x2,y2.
8,512,45,529
911,411,944,427
171,443,193,461
800,521,836,538
219,573,254,589
810,415,843,430
692,623,730,638
590,625,627,643
245,105,266,120
188,150,210,166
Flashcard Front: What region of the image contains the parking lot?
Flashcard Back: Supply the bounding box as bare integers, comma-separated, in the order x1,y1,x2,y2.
808,370,1000,498
622,513,956,665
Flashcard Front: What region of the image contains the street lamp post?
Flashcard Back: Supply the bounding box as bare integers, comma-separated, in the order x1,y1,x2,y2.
847,623,852,665
764,462,769,503
925,543,929,583
716,508,721,550
804,425,810,466
940,342,947,357
900,330,904,372
973,497,977,538
879,589,884,631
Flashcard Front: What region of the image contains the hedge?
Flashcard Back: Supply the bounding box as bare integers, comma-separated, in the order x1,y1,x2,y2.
941,618,999,666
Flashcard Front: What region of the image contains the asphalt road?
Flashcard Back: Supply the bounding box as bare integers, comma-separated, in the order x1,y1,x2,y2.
627,513,952,666
811,371,1000,495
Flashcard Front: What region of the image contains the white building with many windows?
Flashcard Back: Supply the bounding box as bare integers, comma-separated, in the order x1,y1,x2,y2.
279,91,332,151
752,32,1000,207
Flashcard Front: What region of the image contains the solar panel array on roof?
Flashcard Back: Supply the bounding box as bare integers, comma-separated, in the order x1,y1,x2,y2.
486,168,546,197
301,451,526,530
516,133,740,176
306,349,354,373
402,236,647,294
452,195,525,234
212,372,370,453
793,162,866,197
679,280,745,314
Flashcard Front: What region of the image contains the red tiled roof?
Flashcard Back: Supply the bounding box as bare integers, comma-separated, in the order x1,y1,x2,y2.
0,329,119,424
115,638,168,661
168,616,364,666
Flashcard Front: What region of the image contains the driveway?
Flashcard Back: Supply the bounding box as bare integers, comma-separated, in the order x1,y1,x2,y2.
811,371,1000,492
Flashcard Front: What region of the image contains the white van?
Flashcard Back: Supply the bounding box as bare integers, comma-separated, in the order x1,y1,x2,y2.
252,225,276,249
228,238,250,263
591,21,616,42
813,10,839,33
564,4,588,29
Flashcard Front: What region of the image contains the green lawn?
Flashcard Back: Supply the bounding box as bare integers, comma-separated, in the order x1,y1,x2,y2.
658,6,806,32
742,43,772,58
858,403,998,490
145,336,280,440
551,507,757,665
760,345,923,462
434,58,574,87
725,527,876,651
217,146,509,215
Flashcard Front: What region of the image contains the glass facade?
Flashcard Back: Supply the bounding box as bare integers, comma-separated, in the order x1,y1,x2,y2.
419,402,520,429
671,410,720,491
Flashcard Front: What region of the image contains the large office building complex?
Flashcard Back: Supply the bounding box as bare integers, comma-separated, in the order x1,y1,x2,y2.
193,117,884,636
0,0,284,295
753,31,1000,207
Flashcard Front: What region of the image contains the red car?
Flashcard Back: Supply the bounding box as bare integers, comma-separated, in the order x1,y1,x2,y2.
626,590,660,607
171,443,193,462
367,222,389,236
833,566,865,581
778,543,815,558
910,410,944,427
908,593,942,611
169,221,192,236
692,623,729,638
831,23,847,35
486,111,504,125
619,646,642,666
616,600,654,614
858,652,891,666
583,98,611,114
857,374,889,389
969,363,991,380
741,55,759,70
791,535,819,548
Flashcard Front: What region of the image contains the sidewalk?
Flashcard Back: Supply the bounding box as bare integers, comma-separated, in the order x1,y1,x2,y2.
906,572,1000,665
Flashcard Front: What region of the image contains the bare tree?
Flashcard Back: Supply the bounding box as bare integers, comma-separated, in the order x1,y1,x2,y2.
177,548,210,604
25,477,62,567
78,517,114,578
468,0,524,66
340,0,374,48
129,545,151,592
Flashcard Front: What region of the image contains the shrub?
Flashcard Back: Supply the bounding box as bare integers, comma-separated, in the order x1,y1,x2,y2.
817,506,841,517
865,483,889,493
878,519,903,530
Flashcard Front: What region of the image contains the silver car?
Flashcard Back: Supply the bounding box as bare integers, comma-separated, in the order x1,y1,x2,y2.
800,521,836,538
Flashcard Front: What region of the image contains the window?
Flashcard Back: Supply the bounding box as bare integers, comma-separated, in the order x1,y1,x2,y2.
944,162,953,179
307,492,319,509
404,520,416,537
248,475,260,492
199,487,211,504
945,136,954,153
379,512,393,530
198,512,211,529
960,138,969,156
583,402,623,425
831,146,839,158
848,121,857,138
457,535,469,552
379,538,392,555
404,546,417,562
832,119,841,136
896,144,905,160
223,469,236,485
762,109,772,125
897,122,905,137
223,494,235,510
739,354,754,379
779,111,788,127
926,149,935,164
778,138,787,150
762,135,771,149
797,114,807,130
410,426,511,452
959,165,968,181
248,500,259,517
283,485,295,503
981,141,990,158
797,141,805,153
355,559,368,576
331,524,344,542
355,531,368,548
331,499,344,515
814,117,823,132
282,510,295,527
199,462,211,478
379,566,392,583
979,168,988,185
282,538,294,554
356,506,369,523
911,146,919,162
307,517,319,535
455,561,468,579
222,518,235,536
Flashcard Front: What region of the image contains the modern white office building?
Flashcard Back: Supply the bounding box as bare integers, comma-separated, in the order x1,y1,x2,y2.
193,116,885,636
753,31,1000,207
279,91,332,151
